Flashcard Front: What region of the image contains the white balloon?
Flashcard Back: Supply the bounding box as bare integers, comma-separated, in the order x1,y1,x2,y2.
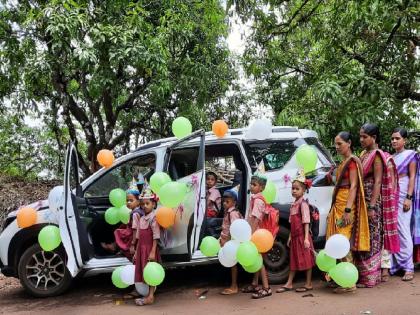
120,265,136,285
135,282,150,296
222,240,240,261
48,186,64,212
218,248,237,268
245,119,272,140
230,219,251,243
325,234,350,259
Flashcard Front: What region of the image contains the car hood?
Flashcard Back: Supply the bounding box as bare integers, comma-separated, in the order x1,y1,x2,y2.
7,199,49,218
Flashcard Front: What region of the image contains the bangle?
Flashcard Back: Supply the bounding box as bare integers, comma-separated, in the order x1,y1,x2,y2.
368,204,376,211
406,194,413,201
344,208,351,213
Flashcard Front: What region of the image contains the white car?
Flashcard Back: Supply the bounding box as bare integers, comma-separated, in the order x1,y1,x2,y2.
0,126,335,297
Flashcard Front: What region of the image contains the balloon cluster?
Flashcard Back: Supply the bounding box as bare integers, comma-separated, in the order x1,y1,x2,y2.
104,189,131,225
112,262,165,289
316,234,359,288
200,219,274,273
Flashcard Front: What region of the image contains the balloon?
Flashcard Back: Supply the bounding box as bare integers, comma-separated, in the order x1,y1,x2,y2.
120,265,136,285
143,262,165,286
105,207,120,225
212,120,229,138
156,207,176,228
316,249,336,272
112,266,129,289
109,188,126,208
329,262,359,288
295,144,318,174
230,219,252,242
262,180,276,204
38,225,61,251
222,240,240,261
48,185,64,212
158,182,187,208
251,229,274,253
236,241,259,267
135,282,150,296
17,207,37,228
97,149,115,168
325,234,350,259
245,119,272,140
150,172,172,194
218,248,237,268
243,254,263,273
200,236,221,257
172,117,192,139
118,205,131,224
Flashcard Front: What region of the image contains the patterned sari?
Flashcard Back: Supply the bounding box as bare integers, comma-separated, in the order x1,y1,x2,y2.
354,149,399,287
326,155,370,252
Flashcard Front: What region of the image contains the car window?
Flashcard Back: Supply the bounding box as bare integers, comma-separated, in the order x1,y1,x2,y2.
84,154,156,197
168,147,200,180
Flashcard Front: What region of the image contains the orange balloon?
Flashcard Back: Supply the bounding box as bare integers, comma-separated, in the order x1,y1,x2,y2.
251,228,274,253
156,207,176,229
17,207,37,228
97,149,115,168
212,120,228,138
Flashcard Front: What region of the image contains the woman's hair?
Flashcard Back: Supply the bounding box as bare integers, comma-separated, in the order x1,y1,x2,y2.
361,123,380,144
337,131,353,150
393,127,408,139
251,174,267,187
206,171,218,180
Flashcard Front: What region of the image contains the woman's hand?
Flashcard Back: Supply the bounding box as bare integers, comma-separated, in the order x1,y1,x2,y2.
342,212,351,226
304,238,310,249
403,199,412,212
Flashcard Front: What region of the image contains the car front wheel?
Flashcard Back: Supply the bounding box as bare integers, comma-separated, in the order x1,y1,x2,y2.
18,244,73,297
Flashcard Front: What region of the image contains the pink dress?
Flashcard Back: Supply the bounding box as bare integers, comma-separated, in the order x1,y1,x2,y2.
134,212,161,283
114,207,143,259
247,193,266,229
289,197,314,271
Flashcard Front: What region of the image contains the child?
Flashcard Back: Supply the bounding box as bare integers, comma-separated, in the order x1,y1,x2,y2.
276,170,314,293
242,174,272,299
134,188,161,306
219,190,242,295
206,171,222,237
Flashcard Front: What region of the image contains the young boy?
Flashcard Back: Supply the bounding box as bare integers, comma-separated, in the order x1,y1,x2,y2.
242,174,272,299
219,190,242,295
206,171,222,237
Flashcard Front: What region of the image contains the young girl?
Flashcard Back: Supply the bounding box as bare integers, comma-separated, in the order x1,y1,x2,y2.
206,171,222,237
242,174,272,299
219,190,242,295
134,188,161,306
277,170,314,293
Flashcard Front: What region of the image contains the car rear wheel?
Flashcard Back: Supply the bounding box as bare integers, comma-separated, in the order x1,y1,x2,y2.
18,244,73,297
265,228,290,284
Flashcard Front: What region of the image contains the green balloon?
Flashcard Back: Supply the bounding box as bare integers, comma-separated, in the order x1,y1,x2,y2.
143,262,165,286
118,205,131,224
236,241,259,267
316,250,336,272
150,172,172,194
158,182,187,208
243,254,263,273
329,262,359,288
200,236,221,257
112,267,129,289
105,207,120,225
109,188,126,208
262,180,276,204
295,144,318,174
172,117,192,139
38,225,62,251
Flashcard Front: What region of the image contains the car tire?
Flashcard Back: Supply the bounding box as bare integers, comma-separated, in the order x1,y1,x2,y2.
264,227,290,285
18,244,73,297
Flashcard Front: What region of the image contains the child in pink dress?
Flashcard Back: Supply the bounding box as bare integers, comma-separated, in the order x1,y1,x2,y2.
134,189,161,306
206,171,222,218
276,170,314,293
242,175,272,299
219,190,242,295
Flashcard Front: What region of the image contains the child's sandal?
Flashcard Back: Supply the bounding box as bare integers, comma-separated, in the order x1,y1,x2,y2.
241,284,259,293
252,287,272,299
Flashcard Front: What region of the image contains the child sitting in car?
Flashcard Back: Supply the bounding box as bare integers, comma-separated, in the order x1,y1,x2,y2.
206,171,222,237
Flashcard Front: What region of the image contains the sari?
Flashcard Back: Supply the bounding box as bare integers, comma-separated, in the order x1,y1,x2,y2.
391,150,417,273
354,149,400,287
326,155,370,253
410,152,420,263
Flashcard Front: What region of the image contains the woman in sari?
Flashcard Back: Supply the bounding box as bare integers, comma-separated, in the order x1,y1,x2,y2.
353,123,400,288
390,128,418,281
327,131,370,293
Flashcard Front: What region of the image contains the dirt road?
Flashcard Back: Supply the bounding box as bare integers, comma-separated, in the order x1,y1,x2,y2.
1,266,419,315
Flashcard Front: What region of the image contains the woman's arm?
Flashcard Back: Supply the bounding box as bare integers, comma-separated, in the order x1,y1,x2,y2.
404,161,417,211
369,156,383,213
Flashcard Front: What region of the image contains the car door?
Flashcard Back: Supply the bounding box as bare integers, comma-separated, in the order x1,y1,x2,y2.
160,130,206,260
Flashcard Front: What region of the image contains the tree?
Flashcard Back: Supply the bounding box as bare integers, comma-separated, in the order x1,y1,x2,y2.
231,0,419,146
0,0,237,175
